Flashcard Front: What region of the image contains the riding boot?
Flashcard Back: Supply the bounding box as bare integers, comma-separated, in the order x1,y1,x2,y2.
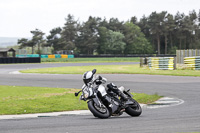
107,83,128,101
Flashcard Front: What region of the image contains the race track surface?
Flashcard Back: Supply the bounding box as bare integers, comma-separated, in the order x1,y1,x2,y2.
0,63,200,133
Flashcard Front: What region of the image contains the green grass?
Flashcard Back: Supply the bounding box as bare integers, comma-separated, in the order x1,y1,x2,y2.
41,57,140,63
178,132,200,133
0,85,161,115
21,64,200,76
131,92,161,104
0,86,86,115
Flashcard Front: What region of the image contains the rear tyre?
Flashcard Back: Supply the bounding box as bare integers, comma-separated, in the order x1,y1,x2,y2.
88,100,110,119
125,98,142,117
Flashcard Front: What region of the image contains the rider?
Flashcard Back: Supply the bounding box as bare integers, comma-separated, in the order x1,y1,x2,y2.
82,70,128,101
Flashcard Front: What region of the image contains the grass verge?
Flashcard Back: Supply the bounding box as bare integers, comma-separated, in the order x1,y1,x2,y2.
41,57,140,63
0,85,161,115
21,64,200,76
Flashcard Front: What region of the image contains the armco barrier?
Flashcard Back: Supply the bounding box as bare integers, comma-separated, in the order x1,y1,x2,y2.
0,57,41,64
184,56,200,70
148,57,175,70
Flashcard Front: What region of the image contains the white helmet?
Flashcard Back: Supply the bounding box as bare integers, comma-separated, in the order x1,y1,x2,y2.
82,69,96,85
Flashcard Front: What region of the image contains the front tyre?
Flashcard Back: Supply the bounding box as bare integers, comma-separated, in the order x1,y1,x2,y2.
125,98,142,117
88,100,110,119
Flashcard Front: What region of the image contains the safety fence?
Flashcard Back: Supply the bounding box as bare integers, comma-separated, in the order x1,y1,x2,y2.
147,57,175,70
176,49,200,64
184,56,200,70
16,54,74,58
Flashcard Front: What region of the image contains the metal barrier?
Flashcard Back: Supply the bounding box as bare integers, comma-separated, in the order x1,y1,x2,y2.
184,56,200,70
148,57,175,70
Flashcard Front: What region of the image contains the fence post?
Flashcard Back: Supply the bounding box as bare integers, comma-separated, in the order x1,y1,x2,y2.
144,57,148,64
195,49,197,56
176,50,180,64
173,57,176,70
182,50,184,63
140,57,143,67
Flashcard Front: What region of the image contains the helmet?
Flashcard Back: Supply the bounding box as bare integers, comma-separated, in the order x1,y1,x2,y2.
82,71,94,85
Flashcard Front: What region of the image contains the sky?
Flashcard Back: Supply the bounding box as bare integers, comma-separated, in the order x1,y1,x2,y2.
0,0,200,38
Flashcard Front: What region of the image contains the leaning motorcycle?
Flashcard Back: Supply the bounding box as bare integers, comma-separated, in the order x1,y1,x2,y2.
75,69,142,119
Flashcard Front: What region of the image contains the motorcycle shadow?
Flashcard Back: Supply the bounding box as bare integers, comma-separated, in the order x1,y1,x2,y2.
86,115,142,120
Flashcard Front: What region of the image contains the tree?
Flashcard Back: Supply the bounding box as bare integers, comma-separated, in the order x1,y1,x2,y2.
166,14,176,49
138,15,152,44
108,18,124,32
99,18,109,28
97,26,108,54
175,12,186,49
30,29,45,55
61,14,79,51
104,30,126,54
188,10,198,49
162,13,175,54
148,11,167,54
18,11,200,55
18,38,29,49
18,38,35,54
123,22,153,54
46,27,62,52
196,10,200,48
76,16,100,54
130,16,138,24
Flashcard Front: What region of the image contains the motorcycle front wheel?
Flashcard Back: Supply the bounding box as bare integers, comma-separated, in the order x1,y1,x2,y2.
88,100,110,119
125,98,142,117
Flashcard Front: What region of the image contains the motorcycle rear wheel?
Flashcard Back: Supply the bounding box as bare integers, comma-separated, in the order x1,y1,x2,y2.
125,98,142,117
88,100,110,119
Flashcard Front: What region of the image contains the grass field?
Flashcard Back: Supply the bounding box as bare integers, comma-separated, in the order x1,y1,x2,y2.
0,85,161,115
41,57,140,63
21,64,200,76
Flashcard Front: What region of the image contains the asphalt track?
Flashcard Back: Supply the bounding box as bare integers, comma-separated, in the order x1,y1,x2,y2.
0,62,200,133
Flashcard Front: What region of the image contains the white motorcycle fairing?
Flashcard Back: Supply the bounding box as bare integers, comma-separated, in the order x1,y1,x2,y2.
97,85,107,97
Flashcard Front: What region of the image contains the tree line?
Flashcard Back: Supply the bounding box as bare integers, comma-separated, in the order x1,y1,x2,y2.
18,10,200,55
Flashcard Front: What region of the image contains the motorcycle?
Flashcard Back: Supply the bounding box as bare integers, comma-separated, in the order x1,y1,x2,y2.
75,69,142,119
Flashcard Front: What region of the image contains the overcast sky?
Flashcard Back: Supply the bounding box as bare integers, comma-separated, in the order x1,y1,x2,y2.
0,0,200,38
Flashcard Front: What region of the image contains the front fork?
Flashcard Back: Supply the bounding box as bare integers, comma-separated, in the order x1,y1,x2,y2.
92,93,103,107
